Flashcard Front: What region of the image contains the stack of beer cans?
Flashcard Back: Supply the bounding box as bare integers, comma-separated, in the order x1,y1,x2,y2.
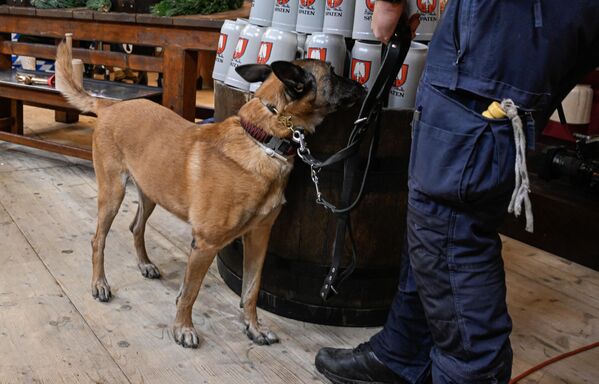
213,0,447,109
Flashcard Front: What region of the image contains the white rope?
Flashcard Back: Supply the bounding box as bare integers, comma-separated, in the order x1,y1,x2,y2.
501,99,534,233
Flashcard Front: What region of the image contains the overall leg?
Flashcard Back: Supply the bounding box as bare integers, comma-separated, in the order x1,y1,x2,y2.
241,210,280,345
407,193,512,384
369,235,433,383
129,184,160,278
406,81,516,383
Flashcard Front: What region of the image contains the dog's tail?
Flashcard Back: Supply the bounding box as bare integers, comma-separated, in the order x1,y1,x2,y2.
55,40,113,114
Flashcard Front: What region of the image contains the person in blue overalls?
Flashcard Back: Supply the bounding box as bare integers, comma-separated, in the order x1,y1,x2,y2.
315,0,599,383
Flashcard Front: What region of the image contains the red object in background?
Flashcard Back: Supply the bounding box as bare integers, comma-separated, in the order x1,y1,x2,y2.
543,69,599,141
543,120,576,142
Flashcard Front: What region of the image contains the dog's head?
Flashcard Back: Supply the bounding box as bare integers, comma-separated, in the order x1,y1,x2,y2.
235,60,366,136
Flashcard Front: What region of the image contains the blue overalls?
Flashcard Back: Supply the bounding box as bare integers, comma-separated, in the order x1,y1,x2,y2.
370,1,599,383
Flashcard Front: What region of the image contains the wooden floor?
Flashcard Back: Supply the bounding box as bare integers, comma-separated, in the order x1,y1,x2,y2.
0,108,598,383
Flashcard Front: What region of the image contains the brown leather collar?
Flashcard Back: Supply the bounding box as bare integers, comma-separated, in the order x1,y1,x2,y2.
240,118,296,157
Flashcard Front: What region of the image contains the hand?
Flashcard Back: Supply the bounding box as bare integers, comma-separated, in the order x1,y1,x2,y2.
372,1,421,44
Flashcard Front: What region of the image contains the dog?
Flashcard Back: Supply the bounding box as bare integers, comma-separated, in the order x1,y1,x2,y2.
55,41,365,348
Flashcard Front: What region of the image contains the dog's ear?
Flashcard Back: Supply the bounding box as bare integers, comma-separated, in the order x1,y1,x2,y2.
271,61,311,99
235,64,272,83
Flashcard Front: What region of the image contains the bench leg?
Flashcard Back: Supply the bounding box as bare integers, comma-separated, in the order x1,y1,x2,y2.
55,110,80,124
0,98,24,135
163,47,198,122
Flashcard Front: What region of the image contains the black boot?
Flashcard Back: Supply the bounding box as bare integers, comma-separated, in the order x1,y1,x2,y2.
315,342,407,384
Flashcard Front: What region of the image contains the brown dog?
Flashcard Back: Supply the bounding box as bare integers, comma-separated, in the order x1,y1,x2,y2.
55,41,364,348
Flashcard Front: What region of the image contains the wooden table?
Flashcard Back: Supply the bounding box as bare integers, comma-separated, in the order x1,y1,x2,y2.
0,3,249,120
0,69,163,159
0,3,249,159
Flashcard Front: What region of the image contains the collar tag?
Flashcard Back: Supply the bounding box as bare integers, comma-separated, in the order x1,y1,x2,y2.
278,115,294,132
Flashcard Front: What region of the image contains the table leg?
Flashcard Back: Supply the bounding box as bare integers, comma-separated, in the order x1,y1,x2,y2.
198,50,216,90
0,33,10,71
162,46,198,121
55,110,80,124
0,98,23,135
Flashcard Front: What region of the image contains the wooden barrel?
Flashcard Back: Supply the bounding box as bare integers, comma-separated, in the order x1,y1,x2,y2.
214,81,412,326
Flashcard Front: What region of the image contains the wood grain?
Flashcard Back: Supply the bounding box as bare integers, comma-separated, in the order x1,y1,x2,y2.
0,200,129,384
0,41,164,73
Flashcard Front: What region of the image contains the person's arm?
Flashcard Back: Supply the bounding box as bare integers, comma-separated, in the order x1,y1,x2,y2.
372,0,420,44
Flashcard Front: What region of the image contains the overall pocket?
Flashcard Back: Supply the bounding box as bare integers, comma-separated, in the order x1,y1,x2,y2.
408,80,519,204
410,117,494,203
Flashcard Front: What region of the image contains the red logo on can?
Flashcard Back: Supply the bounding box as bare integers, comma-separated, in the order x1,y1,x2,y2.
233,38,249,60
327,0,343,8
307,47,327,61
417,0,436,13
351,59,372,85
394,64,409,87
300,0,316,6
365,0,375,12
257,42,273,64
277,0,289,4
217,33,228,55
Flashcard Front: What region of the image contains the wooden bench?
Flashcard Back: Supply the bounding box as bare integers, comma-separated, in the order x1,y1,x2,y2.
0,68,162,160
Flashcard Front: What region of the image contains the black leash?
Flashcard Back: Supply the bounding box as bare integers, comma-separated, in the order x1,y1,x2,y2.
292,21,413,301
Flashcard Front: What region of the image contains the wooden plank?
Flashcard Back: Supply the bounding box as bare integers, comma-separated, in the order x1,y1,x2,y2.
0,117,11,130
0,202,130,384
72,7,94,20
0,15,220,50
34,7,74,18
8,6,36,16
0,143,80,173
0,131,92,160
136,13,174,26
0,33,10,70
0,83,74,109
507,270,599,383
0,41,164,73
55,109,80,124
93,11,136,23
502,235,599,311
162,46,197,120
10,98,23,134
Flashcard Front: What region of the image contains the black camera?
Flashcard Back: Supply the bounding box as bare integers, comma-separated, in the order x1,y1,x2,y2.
540,135,599,191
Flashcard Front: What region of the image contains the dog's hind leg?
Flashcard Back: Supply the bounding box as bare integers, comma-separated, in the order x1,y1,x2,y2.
173,237,217,348
91,164,126,302
130,185,159,279
240,210,280,346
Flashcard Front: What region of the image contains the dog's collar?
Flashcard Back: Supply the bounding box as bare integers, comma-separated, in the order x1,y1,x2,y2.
240,118,297,160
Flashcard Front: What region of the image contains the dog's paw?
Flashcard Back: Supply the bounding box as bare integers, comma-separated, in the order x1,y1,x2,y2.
91,279,112,302
173,324,200,349
245,325,279,346
138,263,160,279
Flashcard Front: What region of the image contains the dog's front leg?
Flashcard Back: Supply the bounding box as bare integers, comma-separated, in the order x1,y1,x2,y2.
173,238,217,349
241,211,280,345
